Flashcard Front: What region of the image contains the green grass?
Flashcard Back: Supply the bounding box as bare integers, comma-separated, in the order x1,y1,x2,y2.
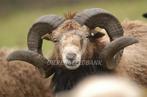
0,0,147,54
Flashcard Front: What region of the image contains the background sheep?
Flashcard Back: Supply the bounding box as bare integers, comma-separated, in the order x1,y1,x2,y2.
115,20,147,87
0,48,52,97
7,8,147,94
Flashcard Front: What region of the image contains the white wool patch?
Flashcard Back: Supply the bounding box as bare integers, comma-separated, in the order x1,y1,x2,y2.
71,76,142,97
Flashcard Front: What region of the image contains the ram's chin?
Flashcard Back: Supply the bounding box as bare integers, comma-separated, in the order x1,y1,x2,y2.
65,63,80,70
63,60,81,70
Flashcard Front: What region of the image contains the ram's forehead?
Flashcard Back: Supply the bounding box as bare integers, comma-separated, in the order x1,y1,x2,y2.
59,31,83,49
61,32,81,41
52,20,88,36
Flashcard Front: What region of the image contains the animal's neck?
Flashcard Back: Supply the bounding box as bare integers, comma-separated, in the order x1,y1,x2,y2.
50,43,109,93
51,64,113,93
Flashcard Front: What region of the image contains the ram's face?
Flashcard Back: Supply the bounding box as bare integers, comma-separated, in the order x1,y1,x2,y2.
42,20,106,70
50,25,106,70
59,30,88,70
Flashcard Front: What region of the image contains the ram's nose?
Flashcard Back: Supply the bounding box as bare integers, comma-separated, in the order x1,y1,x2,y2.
66,53,76,62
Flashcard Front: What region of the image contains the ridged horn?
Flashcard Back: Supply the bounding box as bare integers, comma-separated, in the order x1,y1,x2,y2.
74,8,123,41
74,8,129,69
99,37,138,70
7,50,55,77
28,15,65,54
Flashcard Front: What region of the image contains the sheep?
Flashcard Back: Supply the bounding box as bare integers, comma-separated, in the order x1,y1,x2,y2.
115,20,147,87
56,75,143,97
7,8,147,93
0,48,52,97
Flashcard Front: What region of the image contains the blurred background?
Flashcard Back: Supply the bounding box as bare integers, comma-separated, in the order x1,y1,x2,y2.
0,0,147,54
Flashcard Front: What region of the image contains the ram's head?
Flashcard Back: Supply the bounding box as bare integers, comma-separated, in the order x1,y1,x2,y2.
7,8,138,77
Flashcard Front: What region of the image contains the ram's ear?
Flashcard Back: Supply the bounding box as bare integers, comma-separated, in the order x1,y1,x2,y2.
42,33,51,40
42,33,59,42
91,31,105,38
88,29,105,39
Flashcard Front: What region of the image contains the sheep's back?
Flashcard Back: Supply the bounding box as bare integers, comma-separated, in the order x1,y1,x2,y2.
116,20,147,87
0,49,52,97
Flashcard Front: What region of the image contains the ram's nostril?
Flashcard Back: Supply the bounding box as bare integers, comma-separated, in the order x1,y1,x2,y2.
66,53,76,62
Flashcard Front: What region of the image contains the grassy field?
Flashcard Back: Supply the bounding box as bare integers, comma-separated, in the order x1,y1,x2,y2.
0,0,147,54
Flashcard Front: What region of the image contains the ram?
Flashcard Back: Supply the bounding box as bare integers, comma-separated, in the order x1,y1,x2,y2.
7,8,147,93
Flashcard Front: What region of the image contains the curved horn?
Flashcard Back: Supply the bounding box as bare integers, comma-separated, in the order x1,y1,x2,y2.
99,37,138,70
7,50,55,77
28,15,65,54
74,8,128,69
74,8,123,41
